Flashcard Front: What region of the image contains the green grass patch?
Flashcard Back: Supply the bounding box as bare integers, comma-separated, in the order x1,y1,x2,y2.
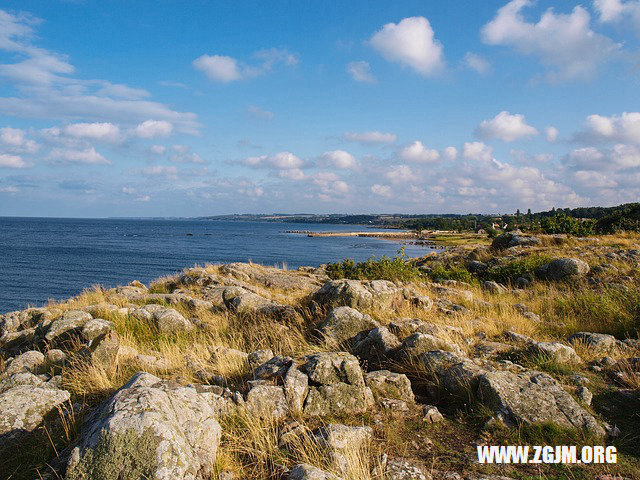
481,255,552,284
326,248,423,282
547,286,640,339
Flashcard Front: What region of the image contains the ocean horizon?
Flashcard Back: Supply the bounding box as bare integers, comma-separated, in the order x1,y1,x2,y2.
0,216,434,313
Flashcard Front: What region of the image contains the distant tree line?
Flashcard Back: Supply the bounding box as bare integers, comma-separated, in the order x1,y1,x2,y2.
398,203,640,236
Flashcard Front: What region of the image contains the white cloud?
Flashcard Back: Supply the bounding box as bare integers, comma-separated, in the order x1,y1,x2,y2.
565,144,640,171
462,141,494,162
0,126,38,153
0,11,200,133
371,184,392,197
347,61,376,83
476,111,539,142
481,0,620,81
573,169,618,188
193,48,298,83
64,122,120,142
136,195,151,202
443,146,458,161
48,147,109,165
462,52,491,75
321,150,358,169
133,120,173,138
343,131,397,144
583,112,640,143
369,17,445,76
0,153,28,168
385,164,417,184
594,0,640,29
278,168,306,180
247,105,274,120
193,55,242,83
545,126,559,142
121,186,135,194
399,141,440,163
0,186,19,193
244,151,303,170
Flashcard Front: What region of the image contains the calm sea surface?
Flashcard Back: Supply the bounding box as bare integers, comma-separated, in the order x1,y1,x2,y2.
0,217,436,313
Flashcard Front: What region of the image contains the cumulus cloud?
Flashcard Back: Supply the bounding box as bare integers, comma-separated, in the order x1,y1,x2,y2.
545,126,559,142
193,48,298,83
169,145,204,164
565,144,640,170
462,52,491,75
369,17,444,76
150,145,166,155
462,141,494,162
476,111,539,142
321,150,358,169
64,122,120,142
399,141,440,163
0,126,38,153
443,146,458,161
343,131,397,144
582,112,640,144
244,151,303,170
371,184,392,197
385,164,417,184
133,120,173,138
481,0,620,81
0,153,28,168
594,0,640,30
347,61,376,83
193,55,242,83
47,147,110,165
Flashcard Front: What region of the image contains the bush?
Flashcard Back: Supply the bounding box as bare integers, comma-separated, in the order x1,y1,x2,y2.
595,203,640,234
427,264,473,283
325,248,423,282
540,213,594,236
482,255,552,284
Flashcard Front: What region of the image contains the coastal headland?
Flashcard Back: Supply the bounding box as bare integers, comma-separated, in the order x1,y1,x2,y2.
1,231,639,479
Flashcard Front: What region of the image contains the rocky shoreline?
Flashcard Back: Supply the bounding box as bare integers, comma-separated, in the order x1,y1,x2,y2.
1,232,639,479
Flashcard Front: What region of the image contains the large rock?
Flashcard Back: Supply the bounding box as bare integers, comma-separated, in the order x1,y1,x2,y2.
284,365,309,414
538,258,590,281
396,332,464,361
45,310,92,342
477,370,604,435
66,372,222,480
319,307,379,344
313,279,400,310
153,308,193,333
304,383,374,416
365,370,414,403
351,327,401,363
567,332,618,354
492,232,541,250
301,352,374,416
314,424,373,474
302,352,365,387
529,341,582,364
0,384,70,437
4,350,45,375
245,385,288,420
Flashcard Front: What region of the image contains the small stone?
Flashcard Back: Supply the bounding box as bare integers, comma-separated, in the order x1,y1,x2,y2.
576,386,593,406
422,405,444,423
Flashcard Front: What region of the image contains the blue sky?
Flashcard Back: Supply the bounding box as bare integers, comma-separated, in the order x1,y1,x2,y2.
1,0,639,217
